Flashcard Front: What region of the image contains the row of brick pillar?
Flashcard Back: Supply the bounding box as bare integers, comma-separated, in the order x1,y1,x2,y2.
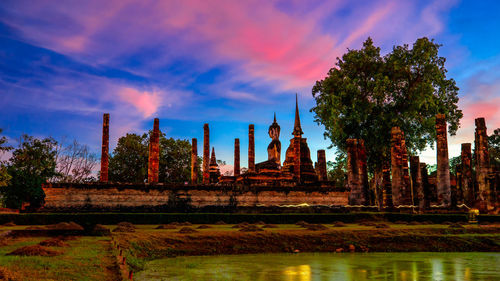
348,114,494,209
191,124,329,184
384,116,494,209
191,124,256,184
99,114,160,184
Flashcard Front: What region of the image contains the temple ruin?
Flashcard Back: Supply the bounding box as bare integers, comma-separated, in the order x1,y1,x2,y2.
42,97,499,213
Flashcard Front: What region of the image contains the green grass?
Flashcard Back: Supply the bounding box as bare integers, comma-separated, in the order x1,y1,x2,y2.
0,236,118,281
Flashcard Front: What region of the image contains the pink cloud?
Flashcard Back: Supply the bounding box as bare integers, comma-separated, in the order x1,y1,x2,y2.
118,87,161,118
2,0,457,91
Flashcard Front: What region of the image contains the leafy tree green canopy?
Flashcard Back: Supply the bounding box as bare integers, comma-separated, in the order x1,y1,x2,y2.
489,128,500,170
109,132,198,183
311,37,462,173
4,135,58,208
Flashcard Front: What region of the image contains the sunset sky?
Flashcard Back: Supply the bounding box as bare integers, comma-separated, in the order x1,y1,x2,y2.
1,0,499,172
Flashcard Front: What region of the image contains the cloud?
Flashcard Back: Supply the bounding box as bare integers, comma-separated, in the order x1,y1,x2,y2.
1,0,458,91
118,87,162,118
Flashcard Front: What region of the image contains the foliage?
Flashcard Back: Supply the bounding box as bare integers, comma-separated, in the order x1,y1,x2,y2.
326,154,347,189
489,128,500,170
3,135,58,209
54,138,98,183
449,156,461,175
109,132,200,183
159,137,197,183
108,133,149,183
311,37,462,173
0,129,13,187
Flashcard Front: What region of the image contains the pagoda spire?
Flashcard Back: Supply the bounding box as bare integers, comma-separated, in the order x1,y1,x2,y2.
210,147,217,165
273,112,277,123
292,94,303,137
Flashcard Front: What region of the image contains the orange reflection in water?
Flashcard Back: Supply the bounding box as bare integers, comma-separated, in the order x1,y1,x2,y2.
282,264,311,281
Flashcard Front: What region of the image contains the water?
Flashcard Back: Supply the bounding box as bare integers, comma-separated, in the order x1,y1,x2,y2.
135,252,500,281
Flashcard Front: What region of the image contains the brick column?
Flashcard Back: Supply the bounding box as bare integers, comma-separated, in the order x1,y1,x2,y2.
248,124,255,172
358,140,369,204
148,118,160,183
436,114,451,206
347,139,368,205
460,143,473,206
391,127,403,206
203,124,210,184
391,127,412,206
474,118,491,205
316,149,327,181
410,156,424,209
382,160,393,208
191,138,198,184
234,138,240,177
420,163,431,209
100,113,109,182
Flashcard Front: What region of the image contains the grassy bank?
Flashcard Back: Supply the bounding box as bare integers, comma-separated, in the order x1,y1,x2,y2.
110,222,500,273
0,235,119,280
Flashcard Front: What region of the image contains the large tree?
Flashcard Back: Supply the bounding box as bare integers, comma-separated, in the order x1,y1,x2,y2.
108,132,200,183
311,37,462,176
108,133,149,183
4,135,58,208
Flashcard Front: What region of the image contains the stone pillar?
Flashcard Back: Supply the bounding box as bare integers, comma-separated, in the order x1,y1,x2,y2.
316,149,327,181
474,118,491,205
203,124,210,184
436,114,451,207
347,139,368,205
420,163,431,209
358,140,369,204
410,156,424,209
100,113,109,182
391,127,412,206
391,127,403,206
234,138,240,177
148,118,160,183
248,124,255,172
382,161,393,208
191,138,198,184
460,143,473,206
401,135,412,205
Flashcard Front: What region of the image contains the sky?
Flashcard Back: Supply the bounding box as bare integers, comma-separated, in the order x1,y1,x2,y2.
0,0,499,174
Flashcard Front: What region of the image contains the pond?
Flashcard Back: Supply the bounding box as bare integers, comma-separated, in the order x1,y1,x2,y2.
135,252,500,281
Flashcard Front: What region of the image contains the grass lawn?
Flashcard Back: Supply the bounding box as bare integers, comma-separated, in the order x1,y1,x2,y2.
0,235,119,281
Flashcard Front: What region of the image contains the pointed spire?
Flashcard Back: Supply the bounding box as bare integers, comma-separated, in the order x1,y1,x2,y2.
292,93,303,136
273,112,277,123
210,147,217,165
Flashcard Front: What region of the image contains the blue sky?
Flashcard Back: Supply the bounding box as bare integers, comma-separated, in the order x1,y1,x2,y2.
1,0,499,173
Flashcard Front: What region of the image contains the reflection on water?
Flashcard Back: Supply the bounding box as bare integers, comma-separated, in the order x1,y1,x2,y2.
135,252,500,281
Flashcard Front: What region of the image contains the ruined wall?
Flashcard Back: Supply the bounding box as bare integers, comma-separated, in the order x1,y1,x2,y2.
42,184,349,210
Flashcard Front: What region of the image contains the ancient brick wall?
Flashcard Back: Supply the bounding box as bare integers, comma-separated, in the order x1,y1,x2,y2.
42,184,349,210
